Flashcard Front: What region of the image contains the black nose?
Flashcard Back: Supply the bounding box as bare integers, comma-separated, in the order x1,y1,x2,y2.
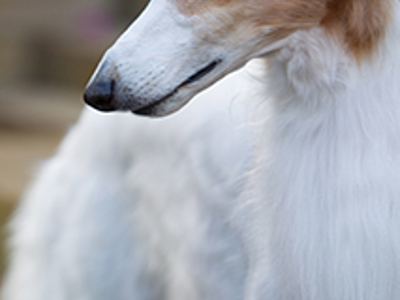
84,79,116,112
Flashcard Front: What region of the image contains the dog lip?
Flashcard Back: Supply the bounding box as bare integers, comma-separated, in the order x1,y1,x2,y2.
131,59,222,116
132,89,178,116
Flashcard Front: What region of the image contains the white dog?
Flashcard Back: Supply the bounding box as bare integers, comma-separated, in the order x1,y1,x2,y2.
4,0,400,299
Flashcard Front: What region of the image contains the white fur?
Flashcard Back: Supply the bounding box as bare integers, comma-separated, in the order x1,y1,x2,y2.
3,1,400,300
2,66,261,300
246,13,400,299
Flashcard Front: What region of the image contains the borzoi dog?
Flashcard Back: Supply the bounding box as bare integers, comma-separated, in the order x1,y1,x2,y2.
3,0,400,299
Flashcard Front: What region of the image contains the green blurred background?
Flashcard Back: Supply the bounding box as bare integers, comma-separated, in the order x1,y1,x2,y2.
0,0,148,283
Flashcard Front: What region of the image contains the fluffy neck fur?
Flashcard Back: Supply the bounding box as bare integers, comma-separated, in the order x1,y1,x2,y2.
252,3,400,299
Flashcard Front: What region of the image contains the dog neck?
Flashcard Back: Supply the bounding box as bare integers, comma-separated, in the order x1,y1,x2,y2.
251,3,400,299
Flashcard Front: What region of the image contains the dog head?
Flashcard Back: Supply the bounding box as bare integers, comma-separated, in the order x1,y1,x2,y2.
84,0,390,117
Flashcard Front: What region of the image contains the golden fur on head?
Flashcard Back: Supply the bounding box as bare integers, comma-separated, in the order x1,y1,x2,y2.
171,0,392,60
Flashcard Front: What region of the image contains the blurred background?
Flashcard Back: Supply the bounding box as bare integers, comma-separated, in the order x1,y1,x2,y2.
0,0,148,282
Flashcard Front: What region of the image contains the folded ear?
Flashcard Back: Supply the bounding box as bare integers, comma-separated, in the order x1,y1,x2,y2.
322,0,392,59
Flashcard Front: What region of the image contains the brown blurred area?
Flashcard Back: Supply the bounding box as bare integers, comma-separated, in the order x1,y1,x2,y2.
0,0,148,282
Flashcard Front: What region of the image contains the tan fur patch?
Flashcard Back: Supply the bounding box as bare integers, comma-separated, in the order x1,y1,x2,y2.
172,0,235,15
171,0,392,59
322,0,392,59
248,0,326,28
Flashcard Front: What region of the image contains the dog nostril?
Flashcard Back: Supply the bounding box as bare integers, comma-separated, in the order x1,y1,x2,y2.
84,80,116,112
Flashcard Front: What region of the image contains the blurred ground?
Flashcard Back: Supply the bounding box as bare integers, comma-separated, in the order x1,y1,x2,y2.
0,0,148,283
